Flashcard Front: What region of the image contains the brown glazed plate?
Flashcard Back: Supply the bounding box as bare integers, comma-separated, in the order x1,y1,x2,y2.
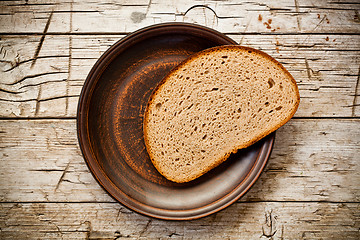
77,23,275,220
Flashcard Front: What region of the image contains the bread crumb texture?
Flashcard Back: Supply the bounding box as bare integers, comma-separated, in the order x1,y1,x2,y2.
144,46,300,183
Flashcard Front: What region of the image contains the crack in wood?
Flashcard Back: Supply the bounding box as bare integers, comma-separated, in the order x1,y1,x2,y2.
28,169,67,172
49,221,64,239
343,103,360,108
297,6,358,11
168,232,182,237
294,0,302,31
269,7,292,11
310,85,352,92
52,128,76,146
351,65,360,116
5,71,67,86
239,17,252,45
139,219,152,237
280,225,284,240
62,178,87,185
299,15,328,45
304,58,312,80
31,11,53,68
18,78,67,90
8,2,58,7
0,94,78,103
0,46,5,59
0,59,13,64
81,220,92,240
146,0,152,15
53,10,103,13
262,209,278,238
114,230,131,239
54,161,71,192
0,49,20,70
34,209,64,238
290,175,311,178
0,88,24,94
34,85,42,116
116,208,122,222
51,65,62,70
312,14,327,32
3,55,69,73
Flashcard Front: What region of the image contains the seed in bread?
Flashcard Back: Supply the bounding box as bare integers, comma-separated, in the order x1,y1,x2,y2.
143,45,300,183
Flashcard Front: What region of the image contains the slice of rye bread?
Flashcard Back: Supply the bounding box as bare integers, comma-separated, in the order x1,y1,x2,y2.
143,45,300,183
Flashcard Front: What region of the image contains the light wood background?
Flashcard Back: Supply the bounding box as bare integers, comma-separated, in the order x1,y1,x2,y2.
0,0,359,239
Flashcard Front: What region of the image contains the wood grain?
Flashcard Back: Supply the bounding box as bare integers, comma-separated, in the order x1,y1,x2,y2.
0,35,70,117
1,0,359,34
1,34,359,117
0,0,359,237
0,119,358,203
0,202,359,239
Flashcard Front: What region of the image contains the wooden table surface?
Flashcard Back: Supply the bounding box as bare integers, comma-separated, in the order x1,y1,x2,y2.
0,0,359,239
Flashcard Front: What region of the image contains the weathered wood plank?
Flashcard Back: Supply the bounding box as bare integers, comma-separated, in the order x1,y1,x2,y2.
1,1,359,238
0,0,70,33
70,34,360,118
1,34,359,117
0,202,359,239
1,0,360,34
0,119,358,203
0,35,70,117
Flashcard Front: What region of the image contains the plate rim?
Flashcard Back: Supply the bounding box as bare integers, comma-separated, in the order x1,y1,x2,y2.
77,22,275,220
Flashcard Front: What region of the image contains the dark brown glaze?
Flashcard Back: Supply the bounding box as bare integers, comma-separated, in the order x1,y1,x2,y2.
77,23,275,220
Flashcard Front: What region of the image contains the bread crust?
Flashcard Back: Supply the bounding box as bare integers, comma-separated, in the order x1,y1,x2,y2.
143,45,300,183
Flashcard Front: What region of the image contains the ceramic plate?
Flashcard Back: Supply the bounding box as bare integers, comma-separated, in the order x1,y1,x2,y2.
77,23,275,220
